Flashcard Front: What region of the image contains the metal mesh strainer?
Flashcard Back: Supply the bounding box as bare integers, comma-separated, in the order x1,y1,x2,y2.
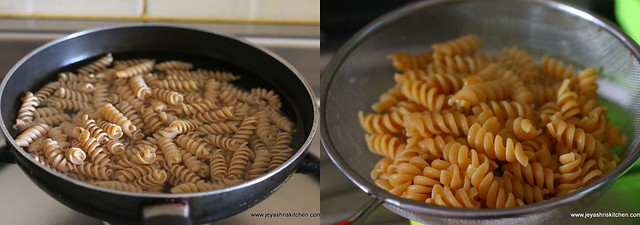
321,0,640,224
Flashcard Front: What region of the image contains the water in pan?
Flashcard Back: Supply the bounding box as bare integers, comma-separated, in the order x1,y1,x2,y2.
13,51,307,151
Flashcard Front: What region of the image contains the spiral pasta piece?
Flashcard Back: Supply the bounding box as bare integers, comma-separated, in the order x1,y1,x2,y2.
169,164,201,183
580,158,603,185
42,138,72,172
226,145,252,180
157,134,182,166
268,147,293,171
180,149,209,178
203,78,222,101
150,79,200,92
423,73,465,94
450,79,510,108
48,127,70,149
462,63,505,86
556,79,580,120
166,69,239,82
502,162,554,192
149,88,184,106
472,101,534,122
140,107,163,134
500,47,537,74
34,81,59,105
415,136,460,160
77,129,110,167
573,67,598,98
92,83,110,109
55,87,92,102
271,131,292,151
428,55,485,75
115,165,154,182
357,110,404,135
161,119,202,137
33,107,64,119
60,81,96,93
105,140,125,155
442,141,489,171
555,152,583,195
15,123,50,147
206,134,244,151
546,117,605,159
507,117,542,141
504,71,533,105
80,115,109,143
251,88,282,109
130,144,157,165
176,134,211,158
115,60,154,78
270,110,295,132
432,34,482,57
96,120,124,140
232,116,258,143
498,176,545,204
134,170,168,189
75,162,113,180
65,147,86,165
174,101,217,116
540,55,574,81
388,50,434,71
401,81,451,111
129,74,151,99
249,149,271,179
209,149,228,181
77,53,113,75
14,91,39,130
404,111,476,137
50,98,91,111
33,113,71,126
197,122,238,135
99,103,137,137
154,60,193,71
427,184,481,208
194,106,234,122
467,123,529,166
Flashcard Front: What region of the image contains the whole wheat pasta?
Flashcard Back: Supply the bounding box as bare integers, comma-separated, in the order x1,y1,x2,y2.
13,55,296,194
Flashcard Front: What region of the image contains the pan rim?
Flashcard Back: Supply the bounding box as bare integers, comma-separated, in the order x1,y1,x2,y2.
0,24,319,198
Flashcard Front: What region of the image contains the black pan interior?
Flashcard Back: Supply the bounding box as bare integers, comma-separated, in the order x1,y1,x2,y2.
3,27,313,154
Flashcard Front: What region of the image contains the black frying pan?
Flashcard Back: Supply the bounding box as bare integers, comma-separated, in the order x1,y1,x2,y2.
0,25,318,225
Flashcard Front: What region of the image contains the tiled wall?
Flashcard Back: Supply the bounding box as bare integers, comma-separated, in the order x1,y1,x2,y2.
0,0,319,24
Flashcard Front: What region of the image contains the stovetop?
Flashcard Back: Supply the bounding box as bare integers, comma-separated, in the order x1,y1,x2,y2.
0,19,320,225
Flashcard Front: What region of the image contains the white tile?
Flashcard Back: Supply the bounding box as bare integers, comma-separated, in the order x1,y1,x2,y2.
255,0,319,22
147,0,252,20
0,0,32,15
147,0,319,23
31,0,143,17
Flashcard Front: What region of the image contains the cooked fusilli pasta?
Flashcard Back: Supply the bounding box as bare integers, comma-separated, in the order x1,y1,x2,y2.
14,55,296,194
361,34,624,208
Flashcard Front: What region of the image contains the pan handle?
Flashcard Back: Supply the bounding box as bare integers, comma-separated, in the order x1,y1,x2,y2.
296,153,320,178
0,144,15,163
143,203,192,225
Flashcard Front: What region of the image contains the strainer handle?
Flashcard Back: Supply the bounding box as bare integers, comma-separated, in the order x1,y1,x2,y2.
336,197,383,225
